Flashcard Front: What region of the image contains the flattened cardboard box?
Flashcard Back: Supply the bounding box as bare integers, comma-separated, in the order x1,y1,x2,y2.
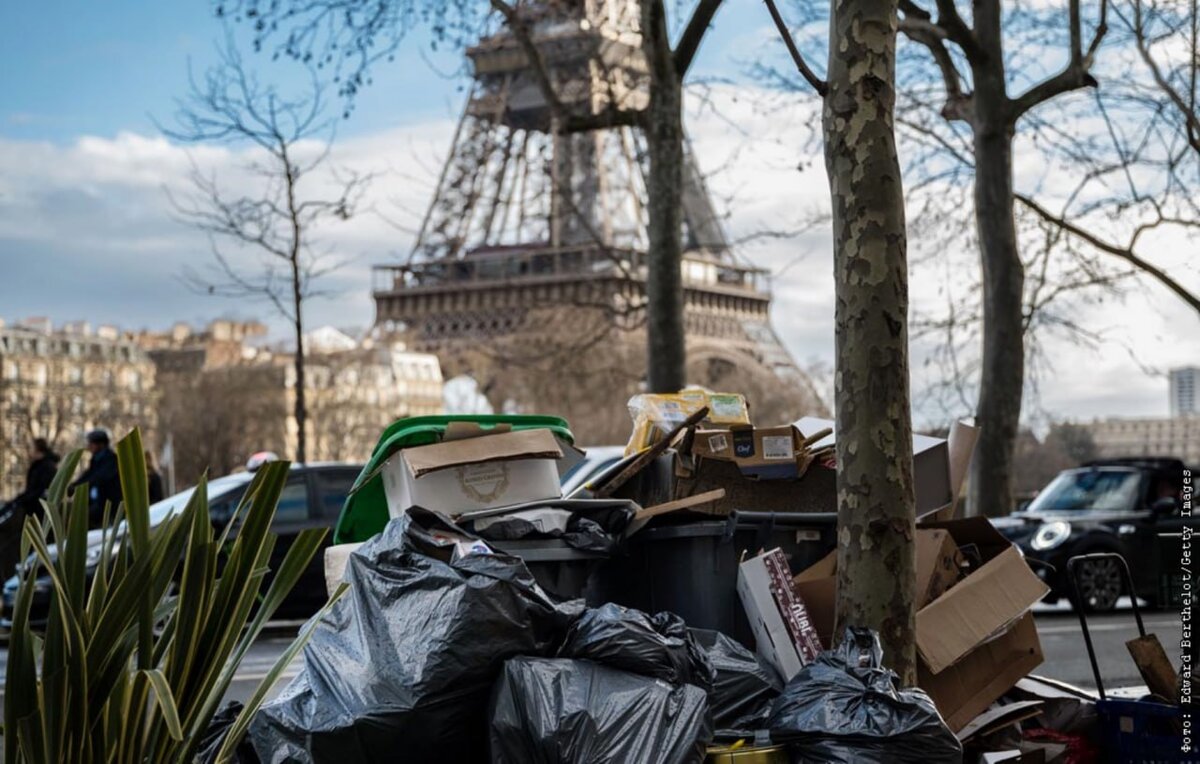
789,517,1049,731
382,428,564,518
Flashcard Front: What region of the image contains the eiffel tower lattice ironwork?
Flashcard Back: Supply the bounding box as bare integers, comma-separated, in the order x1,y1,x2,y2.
372,0,821,429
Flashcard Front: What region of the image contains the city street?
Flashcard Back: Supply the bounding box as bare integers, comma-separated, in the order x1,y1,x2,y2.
0,607,1182,712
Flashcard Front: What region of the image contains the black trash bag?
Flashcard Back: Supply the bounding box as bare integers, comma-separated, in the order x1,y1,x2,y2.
489,657,712,764
691,629,783,734
196,701,260,764
767,627,962,764
468,500,638,554
557,603,714,690
249,508,583,764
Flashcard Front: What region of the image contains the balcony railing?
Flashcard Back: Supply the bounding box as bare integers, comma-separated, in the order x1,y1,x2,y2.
372,245,771,297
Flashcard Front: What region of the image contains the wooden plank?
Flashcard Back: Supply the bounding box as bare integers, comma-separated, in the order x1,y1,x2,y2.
1126,634,1179,704
634,488,726,521
592,406,710,498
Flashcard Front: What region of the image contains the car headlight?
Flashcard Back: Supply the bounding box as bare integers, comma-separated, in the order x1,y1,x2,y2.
1031,520,1071,551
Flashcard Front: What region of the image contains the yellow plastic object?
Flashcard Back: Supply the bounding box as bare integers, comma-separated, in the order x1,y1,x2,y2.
705,743,788,763
624,390,750,455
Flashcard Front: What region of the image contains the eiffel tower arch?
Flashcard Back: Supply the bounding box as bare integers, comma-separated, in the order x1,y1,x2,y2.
373,1,825,441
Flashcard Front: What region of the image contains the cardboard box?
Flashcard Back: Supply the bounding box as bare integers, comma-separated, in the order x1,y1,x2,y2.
788,517,1049,731
795,417,979,518
737,548,824,680
791,551,837,647
918,614,1044,732
673,458,837,516
691,424,810,480
382,428,564,518
324,542,363,597
916,528,966,608
791,528,965,647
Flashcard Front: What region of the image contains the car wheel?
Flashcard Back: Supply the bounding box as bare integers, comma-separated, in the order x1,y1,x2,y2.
1072,555,1123,612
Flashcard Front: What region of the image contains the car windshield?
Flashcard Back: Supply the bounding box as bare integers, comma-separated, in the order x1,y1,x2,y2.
148,472,255,526
1025,468,1142,513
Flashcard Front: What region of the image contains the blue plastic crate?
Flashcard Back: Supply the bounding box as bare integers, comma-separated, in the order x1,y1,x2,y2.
1098,698,1192,764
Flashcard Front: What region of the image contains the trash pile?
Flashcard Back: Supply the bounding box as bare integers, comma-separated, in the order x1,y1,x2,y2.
236,397,1166,762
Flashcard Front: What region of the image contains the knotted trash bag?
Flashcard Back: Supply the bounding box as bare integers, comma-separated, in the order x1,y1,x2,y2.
488,657,712,764
557,603,714,690
691,629,783,734
249,508,582,763
767,626,962,764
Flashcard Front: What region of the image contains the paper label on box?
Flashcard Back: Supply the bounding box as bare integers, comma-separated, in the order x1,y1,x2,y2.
707,433,729,453
455,462,510,503
709,394,746,419
762,435,795,460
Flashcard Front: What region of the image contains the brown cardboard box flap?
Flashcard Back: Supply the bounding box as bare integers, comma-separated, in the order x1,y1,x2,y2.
919,614,1044,732
403,428,563,478
915,529,966,608
917,545,1049,673
793,550,836,584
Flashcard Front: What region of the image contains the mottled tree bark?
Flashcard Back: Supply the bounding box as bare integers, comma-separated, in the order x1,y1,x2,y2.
823,0,918,682
642,0,687,393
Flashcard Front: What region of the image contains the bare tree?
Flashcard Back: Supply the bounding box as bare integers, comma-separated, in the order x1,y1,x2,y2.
156,362,289,486
767,0,918,681
165,42,369,464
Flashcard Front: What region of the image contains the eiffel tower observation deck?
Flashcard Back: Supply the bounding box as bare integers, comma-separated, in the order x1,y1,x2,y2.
373,1,821,435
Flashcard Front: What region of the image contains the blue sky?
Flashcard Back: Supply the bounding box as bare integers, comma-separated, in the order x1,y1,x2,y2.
1,1,768,143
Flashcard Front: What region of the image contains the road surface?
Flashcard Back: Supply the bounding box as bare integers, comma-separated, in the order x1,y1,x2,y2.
0,607,1178,714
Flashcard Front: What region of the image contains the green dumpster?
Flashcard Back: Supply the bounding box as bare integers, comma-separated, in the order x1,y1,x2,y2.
333,414,575,544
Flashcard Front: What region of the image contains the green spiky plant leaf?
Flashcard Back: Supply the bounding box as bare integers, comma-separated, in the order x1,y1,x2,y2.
2,428,342,762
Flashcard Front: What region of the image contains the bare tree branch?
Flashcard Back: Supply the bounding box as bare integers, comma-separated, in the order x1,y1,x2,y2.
763,0,828,96
674,0,725,78
1016,192,1200,315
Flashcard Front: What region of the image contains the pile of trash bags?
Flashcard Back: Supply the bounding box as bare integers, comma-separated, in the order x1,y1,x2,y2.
767,627,962,763
245,510,960,763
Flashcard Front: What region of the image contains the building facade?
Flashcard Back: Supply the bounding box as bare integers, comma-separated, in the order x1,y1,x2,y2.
139,321,443,484
0,319,157,500
1087,415,1200,465
1170,367,1199,416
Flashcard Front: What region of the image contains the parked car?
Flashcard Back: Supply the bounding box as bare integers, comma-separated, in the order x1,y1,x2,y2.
560,445,626,497
996,457,1189,612
2,461,361,628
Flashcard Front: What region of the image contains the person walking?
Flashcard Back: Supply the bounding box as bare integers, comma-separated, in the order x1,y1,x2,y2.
145,449,165,504
71,429,121,528
0,438,59,575
14,438,60,521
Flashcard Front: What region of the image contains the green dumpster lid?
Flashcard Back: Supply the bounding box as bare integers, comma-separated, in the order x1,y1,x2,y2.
333,414,574,544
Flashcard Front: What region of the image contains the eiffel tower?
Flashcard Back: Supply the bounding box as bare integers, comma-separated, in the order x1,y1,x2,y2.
373,1,823,438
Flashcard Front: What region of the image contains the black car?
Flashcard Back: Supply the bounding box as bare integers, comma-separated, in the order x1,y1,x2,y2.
997,457,1190,612
2,461,361,628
